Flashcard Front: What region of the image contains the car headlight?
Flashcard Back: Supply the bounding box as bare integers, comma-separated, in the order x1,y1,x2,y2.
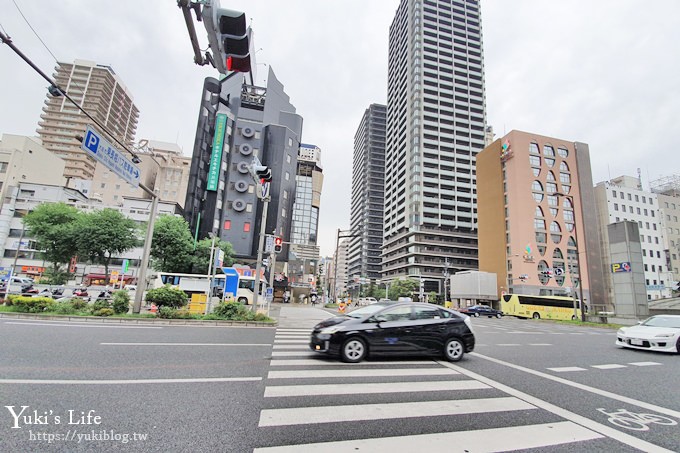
617,328,626,336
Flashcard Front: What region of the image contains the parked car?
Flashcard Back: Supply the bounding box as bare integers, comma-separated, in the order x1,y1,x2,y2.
459,304,503,318
310,301,475,363
616,315,680,354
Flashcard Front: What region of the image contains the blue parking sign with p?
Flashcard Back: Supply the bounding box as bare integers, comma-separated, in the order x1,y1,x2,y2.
84,129,99,154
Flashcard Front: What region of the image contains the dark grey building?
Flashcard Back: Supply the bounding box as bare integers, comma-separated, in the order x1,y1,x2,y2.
348,104,386,287
184,67,303,261
383,0,486,294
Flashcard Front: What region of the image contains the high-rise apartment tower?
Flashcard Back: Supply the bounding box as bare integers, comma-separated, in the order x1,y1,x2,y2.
383,0,486,294
349,104,386,286
37,59,139,180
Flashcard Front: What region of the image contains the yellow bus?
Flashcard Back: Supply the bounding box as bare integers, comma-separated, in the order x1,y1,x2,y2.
501,294,583,320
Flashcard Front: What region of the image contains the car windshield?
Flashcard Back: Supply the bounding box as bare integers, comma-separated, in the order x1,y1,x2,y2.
346,304,390,319
641,316,680,329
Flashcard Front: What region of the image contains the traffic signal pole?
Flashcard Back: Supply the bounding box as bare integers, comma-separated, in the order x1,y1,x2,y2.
252,196,269,312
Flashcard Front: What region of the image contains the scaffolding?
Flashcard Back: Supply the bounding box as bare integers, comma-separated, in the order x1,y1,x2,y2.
650,175,680,197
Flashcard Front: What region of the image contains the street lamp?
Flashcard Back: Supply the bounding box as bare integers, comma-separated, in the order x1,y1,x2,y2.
552,192,586,322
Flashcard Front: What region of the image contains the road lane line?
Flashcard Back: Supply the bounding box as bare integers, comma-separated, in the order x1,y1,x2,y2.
469,352,680,420
441,359,675,453
273,339,308,343
258,396,534,426
0,377,262,385
629,361,662,366
268,368,458,379
100,342,271,346
592,364,627,370
5,322,162,329
547,367,587,372
253,421,601,452
264,380,490,397
529,343,553,346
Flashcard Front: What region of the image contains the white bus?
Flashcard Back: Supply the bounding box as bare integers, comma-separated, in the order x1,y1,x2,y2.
150,271,267,305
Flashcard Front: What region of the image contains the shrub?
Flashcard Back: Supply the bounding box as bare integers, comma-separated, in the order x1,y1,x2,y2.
52,302,78,315
92,308,114,317
4,294,18,306
213,301,250,319
145,285,188,309
111,290,130,314
157,306,197,319
10,296,55,313
70,298,88,310
91,300,110,312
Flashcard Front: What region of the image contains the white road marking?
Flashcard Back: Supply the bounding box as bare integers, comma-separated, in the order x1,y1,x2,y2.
276,329,311,332
629,362,662,367
592,364,627,370
0,377,261,385
272,344,308,350
568,332,584,335
442,359,676,453
547,367,587,372
269,359,435,366
100,342,271,346
529,343,553,346
268,368,458,379
271,351,314,357
264,380,490,397
5,322,161,329
259,396,534,426
497,343,522,346
273,339,308,343
471,352,680,420
253,421,601,452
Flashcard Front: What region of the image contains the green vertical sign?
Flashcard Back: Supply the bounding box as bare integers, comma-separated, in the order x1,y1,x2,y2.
122,259,129,273
207,113,228,191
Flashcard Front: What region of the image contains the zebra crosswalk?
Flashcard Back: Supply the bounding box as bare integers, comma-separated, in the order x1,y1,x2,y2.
251,327,625,452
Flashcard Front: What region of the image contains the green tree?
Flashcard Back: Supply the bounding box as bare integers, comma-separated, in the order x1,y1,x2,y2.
22,202,81,275
75,208,138,281
388,279,419,300
150,215,194,272
191,238,235,274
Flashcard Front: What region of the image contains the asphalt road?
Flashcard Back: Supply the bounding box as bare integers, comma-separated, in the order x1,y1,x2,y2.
1,307,678,452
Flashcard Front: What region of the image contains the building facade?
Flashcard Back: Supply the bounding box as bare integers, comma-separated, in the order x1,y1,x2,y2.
383,0,486,294
477,130,606,312
289,143,323,289
651,175,680,289
595,175,671,301
37,59,139,180
184,67,302,262
348,104,386,288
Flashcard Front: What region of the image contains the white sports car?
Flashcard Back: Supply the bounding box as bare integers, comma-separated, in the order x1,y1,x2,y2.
616,315,680,353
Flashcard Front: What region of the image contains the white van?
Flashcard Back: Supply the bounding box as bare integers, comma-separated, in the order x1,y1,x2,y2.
8,276,34,293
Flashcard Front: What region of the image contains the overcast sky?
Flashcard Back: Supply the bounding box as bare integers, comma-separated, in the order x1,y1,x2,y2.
1,0,679,257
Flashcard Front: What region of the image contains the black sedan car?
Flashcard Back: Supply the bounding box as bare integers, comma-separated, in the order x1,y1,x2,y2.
459,304,503,318
310,302,475,363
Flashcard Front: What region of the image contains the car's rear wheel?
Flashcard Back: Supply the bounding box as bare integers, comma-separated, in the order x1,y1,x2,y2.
444,338,465,362
341,337,367,363
473,312,480,317
496,313,502,319
532,312,540,319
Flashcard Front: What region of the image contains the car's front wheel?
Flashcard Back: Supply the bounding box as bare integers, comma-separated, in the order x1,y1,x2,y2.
495,313,502,319
341,337,367,363
444,337,465,362
473,312,480,317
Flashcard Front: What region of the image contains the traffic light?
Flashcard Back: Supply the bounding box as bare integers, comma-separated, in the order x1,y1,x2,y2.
274,236,283,254
254,164,272,183
203,5,252,74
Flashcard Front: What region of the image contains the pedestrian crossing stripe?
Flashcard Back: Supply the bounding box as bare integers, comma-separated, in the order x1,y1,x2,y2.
272,344,309,349
268,368,459,379
264,380,490,397
269,359,437,366
253,421,602,452
258,396,535,426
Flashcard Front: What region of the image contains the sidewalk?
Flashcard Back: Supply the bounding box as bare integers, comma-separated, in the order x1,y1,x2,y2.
268,302,335,329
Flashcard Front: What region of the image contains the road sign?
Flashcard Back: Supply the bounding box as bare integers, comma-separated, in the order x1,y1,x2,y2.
81,125,141,187
110,270,119,283
122,259,129,273
265,287,273,302
265,235,274,253
553,267,564,276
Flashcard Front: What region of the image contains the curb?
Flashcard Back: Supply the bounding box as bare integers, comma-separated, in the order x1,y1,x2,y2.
0,312,278,328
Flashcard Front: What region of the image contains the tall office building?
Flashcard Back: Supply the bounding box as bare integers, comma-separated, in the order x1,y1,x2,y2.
289,143,324,288
650,175,680,288
37,59,139,180
383,0,486,293
348,104,386,287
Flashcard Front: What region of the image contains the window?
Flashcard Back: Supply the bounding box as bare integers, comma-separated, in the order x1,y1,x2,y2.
560,173,571,184
534,219,546,230
532,180,543,192
627,193,632,201
380,305,412,321
560,162,569,172
557,147,568,158
0,162,8,173
546,171,556,181
243,222,250,232
543,145,555,157
414,306,442,319
545,158,555,167
613,191,617,198
529,155,540,166
529,142,540,154
614,203,619,211
635,195,639,202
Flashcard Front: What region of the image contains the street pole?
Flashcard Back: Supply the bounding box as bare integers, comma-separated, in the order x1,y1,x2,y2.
267,248,277,316
132,190,158,314
332,228,340,303
206,233,217,314
252,197,269,312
